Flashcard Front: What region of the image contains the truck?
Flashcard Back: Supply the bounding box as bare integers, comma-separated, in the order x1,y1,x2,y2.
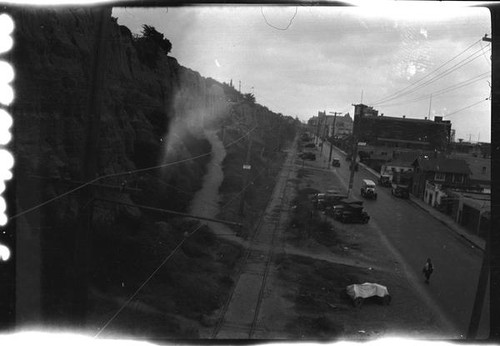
360,179,377,199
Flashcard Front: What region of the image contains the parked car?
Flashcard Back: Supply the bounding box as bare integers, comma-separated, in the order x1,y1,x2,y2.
337,204,369,224
361,179,377,199
392,184,410,198
331,158,341,167
300,133,312,142
346,282,391,307
379,174,392,187
313,192,348,210
298,152,316,160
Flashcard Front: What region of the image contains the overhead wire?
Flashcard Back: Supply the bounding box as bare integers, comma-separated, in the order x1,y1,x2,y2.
443,98,489,118
373,45,490,106
370,39,484,106
374,71,490,108
9,125,258,221
94,222,204,338
94,134,280,337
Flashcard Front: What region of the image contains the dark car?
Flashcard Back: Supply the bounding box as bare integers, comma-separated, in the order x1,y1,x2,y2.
379,175,392,187
313,192,348,210
332,158,341,167
392,184,410,198
299,152,316,161
337,205,370,224
300,133,311,141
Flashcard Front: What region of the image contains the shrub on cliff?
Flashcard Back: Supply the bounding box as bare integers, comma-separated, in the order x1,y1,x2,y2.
133,24,172,69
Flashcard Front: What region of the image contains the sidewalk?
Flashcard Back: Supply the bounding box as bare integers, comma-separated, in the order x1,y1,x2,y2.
318,138,485,252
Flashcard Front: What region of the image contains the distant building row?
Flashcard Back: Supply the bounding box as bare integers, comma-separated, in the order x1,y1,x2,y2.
306,104,490,240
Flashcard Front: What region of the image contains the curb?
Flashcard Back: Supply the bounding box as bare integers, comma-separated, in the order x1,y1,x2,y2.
407,197,485,252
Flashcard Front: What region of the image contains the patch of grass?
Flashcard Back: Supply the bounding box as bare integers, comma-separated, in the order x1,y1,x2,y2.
89,218,244,337
276,254,369,313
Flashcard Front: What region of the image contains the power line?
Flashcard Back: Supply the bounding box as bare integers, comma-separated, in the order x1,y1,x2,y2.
94,140,276,337
370,39,484,105
94,223,204,338
9,125,258,221
443,98,489,118
375,71,490,108
373,45,490,106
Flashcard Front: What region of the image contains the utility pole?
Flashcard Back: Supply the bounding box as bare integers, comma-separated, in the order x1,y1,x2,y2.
320,123,328,157
467,30,495,340
347,104,364,198
427,94,432,118
315,112,323,145
239,108,254,216
328,112,341,168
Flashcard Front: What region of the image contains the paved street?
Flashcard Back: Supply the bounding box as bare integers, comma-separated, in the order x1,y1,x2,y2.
317,140,489,338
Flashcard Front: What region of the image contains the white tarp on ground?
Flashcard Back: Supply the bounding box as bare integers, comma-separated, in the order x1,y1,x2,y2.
346,282,389,299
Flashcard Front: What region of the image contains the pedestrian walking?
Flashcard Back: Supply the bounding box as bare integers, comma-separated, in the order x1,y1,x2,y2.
422,258,434,284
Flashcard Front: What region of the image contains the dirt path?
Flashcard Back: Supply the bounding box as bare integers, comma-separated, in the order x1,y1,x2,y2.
188,129,246,247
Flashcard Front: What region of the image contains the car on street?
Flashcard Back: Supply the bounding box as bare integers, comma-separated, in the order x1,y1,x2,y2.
298,152,316,161
332,158,341,167
361,179,377,199
312,192,348,210
379,174,392,187
392,184,410,198
336,204,369,223
346,282,391,307
300,133,312,142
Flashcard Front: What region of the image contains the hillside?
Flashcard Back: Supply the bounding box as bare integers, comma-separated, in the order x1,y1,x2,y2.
8,7,299,338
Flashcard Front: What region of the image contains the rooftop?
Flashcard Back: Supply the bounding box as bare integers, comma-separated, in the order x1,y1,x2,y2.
414,157,471,174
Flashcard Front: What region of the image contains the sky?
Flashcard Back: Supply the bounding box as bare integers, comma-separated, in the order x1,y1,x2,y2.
113,3,491,143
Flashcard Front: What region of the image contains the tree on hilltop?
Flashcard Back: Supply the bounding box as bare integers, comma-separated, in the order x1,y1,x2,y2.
133,24,172,69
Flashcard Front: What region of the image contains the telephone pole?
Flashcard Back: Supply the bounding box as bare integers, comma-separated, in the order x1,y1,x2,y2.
239,108,254,216
315,111,324,145
347,104,364,198
328,112,341,168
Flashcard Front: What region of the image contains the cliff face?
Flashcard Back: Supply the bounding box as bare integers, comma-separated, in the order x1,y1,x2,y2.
12,7,227,217
10,7,228,324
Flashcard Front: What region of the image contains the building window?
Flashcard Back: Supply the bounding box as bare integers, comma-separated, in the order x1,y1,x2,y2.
434,172,445,181
453,174,464,183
